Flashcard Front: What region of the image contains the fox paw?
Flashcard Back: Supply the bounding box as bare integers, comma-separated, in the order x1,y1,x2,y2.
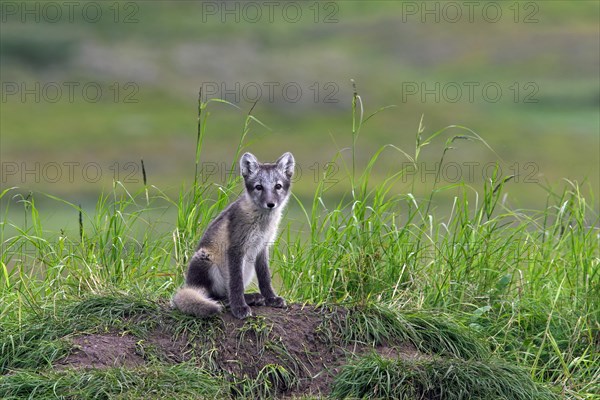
265,296,286,308
231,304,252,319
244,293,266,306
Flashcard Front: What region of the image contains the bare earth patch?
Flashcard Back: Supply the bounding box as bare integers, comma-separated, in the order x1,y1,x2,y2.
57,303,423,397
58,334,145,369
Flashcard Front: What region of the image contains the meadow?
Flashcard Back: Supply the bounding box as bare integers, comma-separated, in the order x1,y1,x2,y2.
2,2,599,207
1,2,599,398
1,91,598,399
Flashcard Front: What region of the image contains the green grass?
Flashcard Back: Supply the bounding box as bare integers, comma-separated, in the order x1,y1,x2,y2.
330,353,558,400
317,303,489,360
0,364,224,400
1,91,598,398
1,294,159,372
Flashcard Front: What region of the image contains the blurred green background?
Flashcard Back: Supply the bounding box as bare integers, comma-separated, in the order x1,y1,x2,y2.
1,1,599,222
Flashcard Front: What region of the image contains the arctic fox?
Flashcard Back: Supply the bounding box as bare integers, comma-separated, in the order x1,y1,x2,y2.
172,152,294,319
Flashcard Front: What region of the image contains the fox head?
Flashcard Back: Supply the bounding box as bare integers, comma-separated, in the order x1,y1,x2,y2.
240,152,295,211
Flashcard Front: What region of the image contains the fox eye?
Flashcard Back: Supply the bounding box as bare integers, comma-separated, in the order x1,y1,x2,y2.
275,183,282,190
254,184,263,191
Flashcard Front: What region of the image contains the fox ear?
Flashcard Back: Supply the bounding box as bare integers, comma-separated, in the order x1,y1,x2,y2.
240,152,259,178
276,152,295,178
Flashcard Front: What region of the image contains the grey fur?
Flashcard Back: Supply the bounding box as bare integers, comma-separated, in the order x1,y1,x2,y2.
171,287,222,317
172,152,294,319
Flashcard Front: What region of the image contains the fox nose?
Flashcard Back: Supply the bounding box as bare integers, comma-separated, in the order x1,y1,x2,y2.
267,202,275,209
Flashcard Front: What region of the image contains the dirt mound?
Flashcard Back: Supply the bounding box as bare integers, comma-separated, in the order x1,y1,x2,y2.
57,303,422,397
59,333,145,369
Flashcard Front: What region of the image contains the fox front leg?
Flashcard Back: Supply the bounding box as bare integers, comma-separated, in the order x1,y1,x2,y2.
227,248,252,319
255,248,286,308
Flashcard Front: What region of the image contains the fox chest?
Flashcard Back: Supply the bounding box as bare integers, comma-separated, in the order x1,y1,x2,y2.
240,224,277,285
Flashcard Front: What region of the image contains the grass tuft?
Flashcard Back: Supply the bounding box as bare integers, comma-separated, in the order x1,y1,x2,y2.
319,303,489,361
0,364,224,400
331,353,559,400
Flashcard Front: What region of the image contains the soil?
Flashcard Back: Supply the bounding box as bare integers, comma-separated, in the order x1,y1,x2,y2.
59,333,145,369
56,303,423,398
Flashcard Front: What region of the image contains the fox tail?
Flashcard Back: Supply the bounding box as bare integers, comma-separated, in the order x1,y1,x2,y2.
171,286,223,317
